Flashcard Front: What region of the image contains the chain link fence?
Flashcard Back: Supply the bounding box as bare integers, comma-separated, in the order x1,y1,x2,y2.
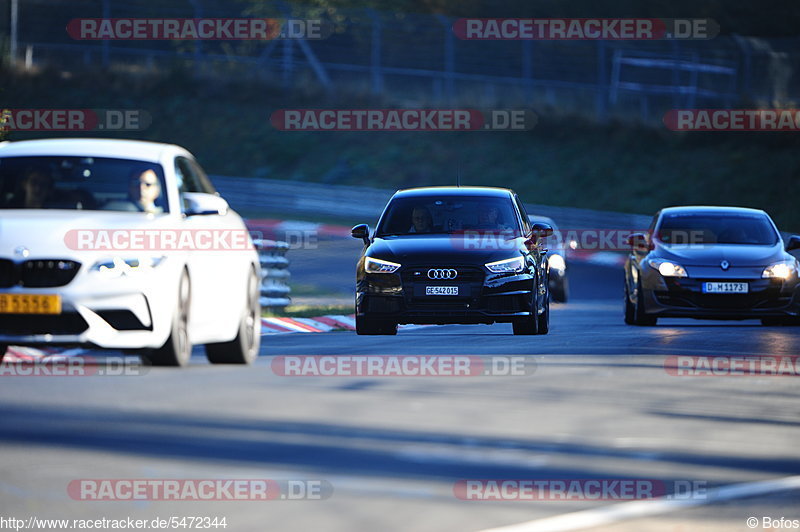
1,0,798,124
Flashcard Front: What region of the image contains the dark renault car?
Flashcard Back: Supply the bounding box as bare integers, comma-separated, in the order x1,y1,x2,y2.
351,187,553,335
624,206,800,326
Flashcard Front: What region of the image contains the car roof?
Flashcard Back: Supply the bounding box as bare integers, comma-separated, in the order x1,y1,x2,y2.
0,138,187,164
659,206,769,217
392,186,515,199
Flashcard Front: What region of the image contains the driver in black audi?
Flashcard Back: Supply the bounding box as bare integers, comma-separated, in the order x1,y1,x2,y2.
351,186,553,336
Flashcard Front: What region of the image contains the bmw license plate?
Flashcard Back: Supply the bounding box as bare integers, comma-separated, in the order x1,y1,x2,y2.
0,294,62,314
426,286,458,296
702,282,748,294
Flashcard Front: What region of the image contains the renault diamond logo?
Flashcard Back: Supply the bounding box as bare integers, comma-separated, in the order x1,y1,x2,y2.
720,260,730,270
427,268,457,280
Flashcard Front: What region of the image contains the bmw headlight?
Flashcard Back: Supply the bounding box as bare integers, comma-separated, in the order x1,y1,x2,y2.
548,253,566,274
90,256,166,278
485,256,525,273
649,259,688,278
762,260,797,280
365,257,401,274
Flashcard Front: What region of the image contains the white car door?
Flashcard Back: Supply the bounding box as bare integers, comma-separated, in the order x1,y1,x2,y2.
174,156,248,343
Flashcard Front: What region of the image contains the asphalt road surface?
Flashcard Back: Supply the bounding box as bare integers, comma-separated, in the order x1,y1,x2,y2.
1,243,799,532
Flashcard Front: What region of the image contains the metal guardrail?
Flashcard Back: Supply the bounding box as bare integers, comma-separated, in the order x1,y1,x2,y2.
254,238,291,310
213,175,653,231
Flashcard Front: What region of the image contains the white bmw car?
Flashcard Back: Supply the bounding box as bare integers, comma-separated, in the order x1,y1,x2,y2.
0,138,261,366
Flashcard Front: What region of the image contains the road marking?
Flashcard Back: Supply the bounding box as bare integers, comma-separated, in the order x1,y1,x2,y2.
478,475,800,532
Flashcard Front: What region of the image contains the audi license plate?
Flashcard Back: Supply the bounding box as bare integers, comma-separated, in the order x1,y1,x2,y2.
702,282,748,294
426,286,458,296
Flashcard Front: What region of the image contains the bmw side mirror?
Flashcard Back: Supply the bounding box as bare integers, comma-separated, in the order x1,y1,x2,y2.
786,235,800,252
183,192,229,216
351,224,370,245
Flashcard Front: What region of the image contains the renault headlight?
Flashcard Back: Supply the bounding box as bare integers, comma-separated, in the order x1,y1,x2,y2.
762,260,797,280
365,257,401,274
485,256,525,273
649,259,687,278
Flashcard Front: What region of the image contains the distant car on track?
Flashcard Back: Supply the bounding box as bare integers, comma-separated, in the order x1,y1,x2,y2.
0,138,261,366
528,214,568,303
352,186,553,335
624,206,800,326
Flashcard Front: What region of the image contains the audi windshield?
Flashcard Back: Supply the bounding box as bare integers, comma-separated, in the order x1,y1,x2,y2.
376,196,522,237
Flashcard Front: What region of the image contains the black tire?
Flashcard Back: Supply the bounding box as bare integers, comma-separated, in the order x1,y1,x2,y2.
356,314,397,335
513,282,540,335
537,285,550,335
633,277,657,326
551,277,568,303
146,270,192,367
0,344,6,363
206,268,261,364
624,278,636,325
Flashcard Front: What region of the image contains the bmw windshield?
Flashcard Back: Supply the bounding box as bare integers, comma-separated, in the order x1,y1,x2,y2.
0,156,169,213
376,196,521,237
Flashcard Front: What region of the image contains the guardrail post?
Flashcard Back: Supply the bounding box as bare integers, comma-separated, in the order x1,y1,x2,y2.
596,40,608,122
368,9,383,94
101,0,110,68
254,239,291,311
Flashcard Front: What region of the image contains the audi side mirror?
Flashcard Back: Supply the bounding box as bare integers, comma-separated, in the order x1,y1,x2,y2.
531,222,554,239
786,235,800,252
351,224,370,245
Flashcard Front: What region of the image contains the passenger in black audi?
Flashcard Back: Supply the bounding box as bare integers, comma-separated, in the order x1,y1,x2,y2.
352,187,552,335
624,206,800,326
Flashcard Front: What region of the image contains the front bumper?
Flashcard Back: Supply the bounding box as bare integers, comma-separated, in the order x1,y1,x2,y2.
641,270,800,319
356,266,535,325
0,270,177,349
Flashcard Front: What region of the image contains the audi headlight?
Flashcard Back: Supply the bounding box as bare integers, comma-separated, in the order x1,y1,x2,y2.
485,256,525,273
90,256,166,278
762,260,797,280
649,259,687,278
548,253,566,273
365,257,401,274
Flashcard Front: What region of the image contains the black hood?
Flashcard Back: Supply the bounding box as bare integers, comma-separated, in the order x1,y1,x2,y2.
655,242,787,267
367,235,524,264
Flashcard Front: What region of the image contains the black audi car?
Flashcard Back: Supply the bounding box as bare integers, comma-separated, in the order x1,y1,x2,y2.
624,206,800,326
351,187,553,335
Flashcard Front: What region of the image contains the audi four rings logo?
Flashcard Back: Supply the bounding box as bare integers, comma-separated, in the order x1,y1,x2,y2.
427,268,458,279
